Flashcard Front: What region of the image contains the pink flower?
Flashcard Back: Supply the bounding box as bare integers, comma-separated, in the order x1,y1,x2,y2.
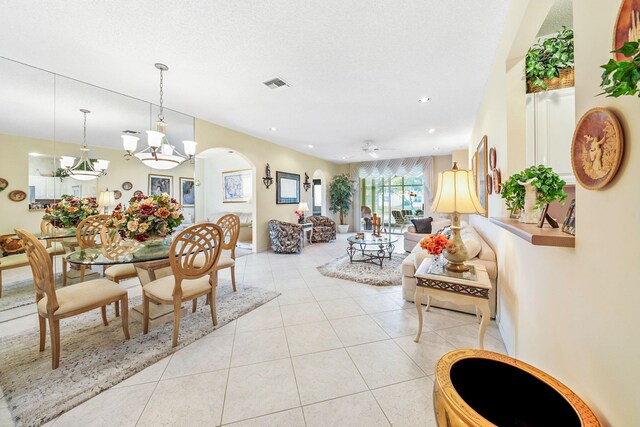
140,204,155,216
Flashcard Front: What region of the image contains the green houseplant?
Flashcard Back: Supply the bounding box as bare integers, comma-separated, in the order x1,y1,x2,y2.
328,173,354,233
600,40,640,98
501,165,567,223
525,27,574,92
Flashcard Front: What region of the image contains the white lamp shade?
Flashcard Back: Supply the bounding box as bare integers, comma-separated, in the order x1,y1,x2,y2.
60,156,76,168
94,159,110,171
430,168,485,214
122,135,139,152
183,140,197,156
297,202,310,212
97,191,116,207
135,152,181,170
146,130,164,148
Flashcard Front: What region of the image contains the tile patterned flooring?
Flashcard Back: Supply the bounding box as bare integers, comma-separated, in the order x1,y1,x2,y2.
0,234,506,427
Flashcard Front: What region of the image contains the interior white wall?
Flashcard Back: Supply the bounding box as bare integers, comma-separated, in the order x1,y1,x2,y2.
469,1,640,425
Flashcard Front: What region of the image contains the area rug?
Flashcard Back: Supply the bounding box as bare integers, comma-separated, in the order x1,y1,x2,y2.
0,281,279,427
0,274,63,313
317,253,407,286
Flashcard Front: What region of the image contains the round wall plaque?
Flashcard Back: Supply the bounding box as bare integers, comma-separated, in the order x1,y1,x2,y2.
8,190,27,202
571,108,624,190
613,0,640,61
122,181,133,191
489,147,496,169
486,173,493,195
492,169,502,194
0,178,8,192
133,190,144,197
114,190,122,200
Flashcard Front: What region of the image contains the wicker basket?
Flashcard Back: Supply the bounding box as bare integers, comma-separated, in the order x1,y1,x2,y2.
527,68,574,93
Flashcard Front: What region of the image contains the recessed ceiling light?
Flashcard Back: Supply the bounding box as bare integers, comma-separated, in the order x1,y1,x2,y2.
428,128,436,134
433,147,440,151
341,156,347,160
270,127,278,131
307,144,314,148
28,152,44,157
418,97,431,103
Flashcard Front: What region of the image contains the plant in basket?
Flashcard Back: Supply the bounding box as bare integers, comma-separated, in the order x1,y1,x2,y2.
106,192,184,243
419,234,449,256
42,194,99,228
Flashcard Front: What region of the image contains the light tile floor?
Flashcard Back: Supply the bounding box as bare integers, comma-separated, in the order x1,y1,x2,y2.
1,234,506,426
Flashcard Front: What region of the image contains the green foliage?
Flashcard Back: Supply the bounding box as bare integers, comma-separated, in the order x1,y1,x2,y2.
600,40,640,98
328,173,354,225
525,27,574,91
500,165,567,213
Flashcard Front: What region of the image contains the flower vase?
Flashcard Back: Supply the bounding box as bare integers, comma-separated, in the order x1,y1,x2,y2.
519,179,541,224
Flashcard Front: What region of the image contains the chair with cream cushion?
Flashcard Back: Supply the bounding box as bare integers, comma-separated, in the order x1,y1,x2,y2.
215,213,240,292
142,223,223,347
62,214,109,286
14,228,130,369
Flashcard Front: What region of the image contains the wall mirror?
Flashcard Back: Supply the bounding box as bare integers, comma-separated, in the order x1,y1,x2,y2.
0,56,196,319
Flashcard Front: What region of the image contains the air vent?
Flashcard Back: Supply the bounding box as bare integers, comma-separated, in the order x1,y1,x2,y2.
262,77,290,89
122,130,139,135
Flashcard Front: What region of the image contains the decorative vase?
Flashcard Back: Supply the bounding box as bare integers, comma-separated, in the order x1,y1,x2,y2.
519,179,541,224
337,224,349,234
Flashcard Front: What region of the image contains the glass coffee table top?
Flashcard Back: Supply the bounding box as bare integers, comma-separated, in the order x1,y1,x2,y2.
347,235,398,245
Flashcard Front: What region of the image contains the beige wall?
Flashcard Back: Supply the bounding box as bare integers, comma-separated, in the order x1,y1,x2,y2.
470,1,640,425
195,119,348,251
451,149,469,170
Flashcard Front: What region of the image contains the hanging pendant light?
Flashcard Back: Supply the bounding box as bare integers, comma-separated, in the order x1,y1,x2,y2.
122,63,197,170
60,109,109,181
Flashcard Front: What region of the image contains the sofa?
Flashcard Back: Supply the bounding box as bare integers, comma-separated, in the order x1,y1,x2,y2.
401,225,498,318
208,212,252,244
268,220,303,254
403,217,452,252
306,216,336,243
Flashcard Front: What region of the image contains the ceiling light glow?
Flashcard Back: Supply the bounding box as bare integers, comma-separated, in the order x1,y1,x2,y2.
428,128,436,134
418,97,431,103
307,144,314,148
270,127,278,131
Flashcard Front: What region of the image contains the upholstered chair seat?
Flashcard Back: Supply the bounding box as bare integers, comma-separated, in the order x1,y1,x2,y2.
268,220,303,253
306,216,336,243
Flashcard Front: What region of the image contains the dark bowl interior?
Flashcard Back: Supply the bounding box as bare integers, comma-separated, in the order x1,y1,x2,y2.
450,358,581,427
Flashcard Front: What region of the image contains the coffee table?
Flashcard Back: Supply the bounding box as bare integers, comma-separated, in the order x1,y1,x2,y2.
346,235,398,268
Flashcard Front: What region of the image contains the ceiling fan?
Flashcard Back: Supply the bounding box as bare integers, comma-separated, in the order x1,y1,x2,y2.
362,140,394,159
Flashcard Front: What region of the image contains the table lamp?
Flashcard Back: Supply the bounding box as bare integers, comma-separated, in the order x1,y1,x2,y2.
297,201,309,223
97,189,116,214
430,162,485,273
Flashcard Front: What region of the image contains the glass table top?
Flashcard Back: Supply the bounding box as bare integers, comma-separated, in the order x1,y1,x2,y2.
347,234,398,245
66,238,174,266
12,228,77,241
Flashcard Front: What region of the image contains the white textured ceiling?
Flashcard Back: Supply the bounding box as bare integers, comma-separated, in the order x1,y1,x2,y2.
0,1,511,163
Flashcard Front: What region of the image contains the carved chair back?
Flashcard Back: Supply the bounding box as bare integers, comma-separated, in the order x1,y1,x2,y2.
75,215,110,249
216,213,240,259
14,228,58,313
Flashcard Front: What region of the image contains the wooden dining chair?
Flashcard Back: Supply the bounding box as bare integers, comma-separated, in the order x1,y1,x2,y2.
142,223,223,347
62,214,109,286
15,228,130,369
39,220,68,256
100,227,140,317
216,213,240,292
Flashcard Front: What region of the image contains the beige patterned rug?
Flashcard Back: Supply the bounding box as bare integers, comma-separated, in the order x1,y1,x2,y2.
0,274,63,313
317,253,406,286
0,281,279,427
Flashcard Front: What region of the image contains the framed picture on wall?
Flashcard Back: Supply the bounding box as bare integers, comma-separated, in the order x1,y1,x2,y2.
222,169,252,203
148,174,173,197
179,177,195,206
475,135,488,216
276,171,300,204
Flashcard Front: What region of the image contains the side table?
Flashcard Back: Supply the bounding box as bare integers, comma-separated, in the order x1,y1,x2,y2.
413,258,492,349
301,223,313,247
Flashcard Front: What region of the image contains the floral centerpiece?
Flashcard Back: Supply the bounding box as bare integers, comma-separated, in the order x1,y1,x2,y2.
106,192,184,243
419,234,449,256
42,194,99,228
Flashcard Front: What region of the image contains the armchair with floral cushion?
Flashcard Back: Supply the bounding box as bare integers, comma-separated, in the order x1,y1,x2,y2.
306,215,336,243
268,220,303,254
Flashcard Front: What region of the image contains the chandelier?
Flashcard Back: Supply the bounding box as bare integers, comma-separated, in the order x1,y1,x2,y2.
122,63,197,170
59,109,109,181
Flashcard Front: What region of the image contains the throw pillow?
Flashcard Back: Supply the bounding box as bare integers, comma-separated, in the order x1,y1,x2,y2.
461,230,482,259
411,217,433,234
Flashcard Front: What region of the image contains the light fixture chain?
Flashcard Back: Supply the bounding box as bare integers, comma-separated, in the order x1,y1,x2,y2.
158,68,164,122
83,111,87,147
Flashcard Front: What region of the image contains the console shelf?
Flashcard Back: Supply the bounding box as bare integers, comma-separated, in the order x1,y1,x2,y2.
490,217,575,248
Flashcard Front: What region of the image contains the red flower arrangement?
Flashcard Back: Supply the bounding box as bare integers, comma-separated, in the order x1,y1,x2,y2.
419,234,449,255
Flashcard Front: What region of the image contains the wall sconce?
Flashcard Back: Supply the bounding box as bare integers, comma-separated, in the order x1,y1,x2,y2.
303,172,311,192
263,163,274,188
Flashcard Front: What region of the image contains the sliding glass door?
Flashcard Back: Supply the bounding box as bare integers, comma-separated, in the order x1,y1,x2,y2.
360,175,424,234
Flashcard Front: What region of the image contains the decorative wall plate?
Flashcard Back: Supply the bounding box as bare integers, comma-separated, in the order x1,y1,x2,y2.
492,168,501,194
114,190,122,200
8,190,27,202
489,147,496,169
0,178,8,192
613,0,640,61
571,108,624,190
486,173,493,195
122,181,133,191
133,190,144,197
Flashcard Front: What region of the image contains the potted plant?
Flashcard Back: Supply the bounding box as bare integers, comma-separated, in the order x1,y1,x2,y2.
525,27,574,93
328,173,354,233
500,165,567,224
599,39,640,98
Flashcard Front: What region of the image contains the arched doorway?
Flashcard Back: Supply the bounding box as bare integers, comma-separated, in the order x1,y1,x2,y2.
195,148,257,252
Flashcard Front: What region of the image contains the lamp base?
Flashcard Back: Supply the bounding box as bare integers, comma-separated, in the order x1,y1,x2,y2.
445,262,470,273
442,212,470,273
